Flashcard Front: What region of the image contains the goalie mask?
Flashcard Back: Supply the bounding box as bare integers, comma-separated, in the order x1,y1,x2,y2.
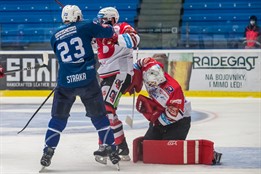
143,64,166,87
97,7,119,25
62,5,83,23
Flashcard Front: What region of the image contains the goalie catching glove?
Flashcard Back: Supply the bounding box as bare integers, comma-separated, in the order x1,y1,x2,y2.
0,65,5,78
136,95,165,123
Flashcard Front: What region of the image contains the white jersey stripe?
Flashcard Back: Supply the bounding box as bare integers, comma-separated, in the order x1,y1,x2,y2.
97,126,110,132
48,127,61,134
183,141,188,164
195,140,199,164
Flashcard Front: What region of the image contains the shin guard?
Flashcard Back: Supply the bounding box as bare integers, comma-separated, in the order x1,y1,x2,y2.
91,116,115,145
45,117,67,148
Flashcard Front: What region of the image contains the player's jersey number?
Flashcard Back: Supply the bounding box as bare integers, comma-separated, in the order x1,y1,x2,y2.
57,37,85,62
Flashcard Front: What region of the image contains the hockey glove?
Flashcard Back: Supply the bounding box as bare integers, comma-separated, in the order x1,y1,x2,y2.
136,95,164,123
124,68,143,95
0,65,5,78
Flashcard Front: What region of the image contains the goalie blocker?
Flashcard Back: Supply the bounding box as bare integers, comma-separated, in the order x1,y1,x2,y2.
133,137,222,165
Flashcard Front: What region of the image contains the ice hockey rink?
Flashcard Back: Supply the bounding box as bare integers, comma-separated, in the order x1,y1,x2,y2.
0,96,260,174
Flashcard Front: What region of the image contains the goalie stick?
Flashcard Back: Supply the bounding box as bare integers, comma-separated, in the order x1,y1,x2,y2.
4,52,49,75
125,47,139,128
125,92,135,128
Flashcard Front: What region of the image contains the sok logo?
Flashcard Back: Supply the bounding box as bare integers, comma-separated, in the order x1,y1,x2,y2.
6,58,57,82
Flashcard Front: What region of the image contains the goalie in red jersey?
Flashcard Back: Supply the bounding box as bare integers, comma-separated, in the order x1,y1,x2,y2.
126,57,191,140
126,57,222,165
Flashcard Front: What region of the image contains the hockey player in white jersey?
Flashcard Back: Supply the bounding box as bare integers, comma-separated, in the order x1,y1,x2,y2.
93,7,140,161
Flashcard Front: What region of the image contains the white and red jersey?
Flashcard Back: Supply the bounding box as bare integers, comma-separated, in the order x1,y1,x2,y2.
139,57,191,126
96,22,140,78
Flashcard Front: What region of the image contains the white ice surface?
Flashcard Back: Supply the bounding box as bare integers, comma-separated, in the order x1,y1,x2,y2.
0,97,260,174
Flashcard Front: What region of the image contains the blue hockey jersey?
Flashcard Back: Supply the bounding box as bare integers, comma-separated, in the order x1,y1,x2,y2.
50,20,114,88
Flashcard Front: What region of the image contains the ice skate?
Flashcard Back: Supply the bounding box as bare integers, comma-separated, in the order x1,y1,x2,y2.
94,145,108,165
212,151,222,165
108,149,121,171
40,147,54,172
117,138,131,161
94,145,121,170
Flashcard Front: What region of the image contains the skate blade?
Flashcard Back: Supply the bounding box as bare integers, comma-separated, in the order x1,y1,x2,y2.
39,166,45,173
119,155,131,161
116,163,120,171
95,155,107,165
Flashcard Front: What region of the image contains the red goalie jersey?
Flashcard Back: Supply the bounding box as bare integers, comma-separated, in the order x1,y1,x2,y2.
130,57,191,126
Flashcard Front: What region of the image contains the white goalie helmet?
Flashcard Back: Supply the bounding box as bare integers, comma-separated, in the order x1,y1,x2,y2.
61,5,83,23
97,7,120,24
143,64,166,87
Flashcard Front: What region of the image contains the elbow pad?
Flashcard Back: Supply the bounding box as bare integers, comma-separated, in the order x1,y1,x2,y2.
118,33,140,48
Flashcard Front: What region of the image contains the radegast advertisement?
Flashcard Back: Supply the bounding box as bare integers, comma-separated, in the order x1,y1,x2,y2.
0,53,57,90
163,49,260,92
189,50,260,91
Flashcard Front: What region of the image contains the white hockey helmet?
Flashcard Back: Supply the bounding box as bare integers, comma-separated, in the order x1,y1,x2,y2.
61,5,83,23
97,7,119,24
143,64,166,87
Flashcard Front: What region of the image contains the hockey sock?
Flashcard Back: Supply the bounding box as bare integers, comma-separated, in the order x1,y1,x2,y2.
44,117,68,150
91,116,115,149
107,113,125,145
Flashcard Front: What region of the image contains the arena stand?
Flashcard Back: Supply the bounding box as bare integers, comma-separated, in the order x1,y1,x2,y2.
0,0,260,50
0,0,139,50
181,0,261,48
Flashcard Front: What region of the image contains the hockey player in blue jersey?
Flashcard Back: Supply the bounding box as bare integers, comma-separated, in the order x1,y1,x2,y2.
40,5,120,169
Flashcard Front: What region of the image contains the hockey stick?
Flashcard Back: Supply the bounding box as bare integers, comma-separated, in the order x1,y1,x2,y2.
16,52,50,134
4,52,49,75
125,47,139,128
54,0,64,8
17,88,55,134
125,91,135,128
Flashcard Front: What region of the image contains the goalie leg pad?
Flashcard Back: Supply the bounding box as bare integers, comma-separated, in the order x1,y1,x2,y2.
141,139,216,165
132,136,144,163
